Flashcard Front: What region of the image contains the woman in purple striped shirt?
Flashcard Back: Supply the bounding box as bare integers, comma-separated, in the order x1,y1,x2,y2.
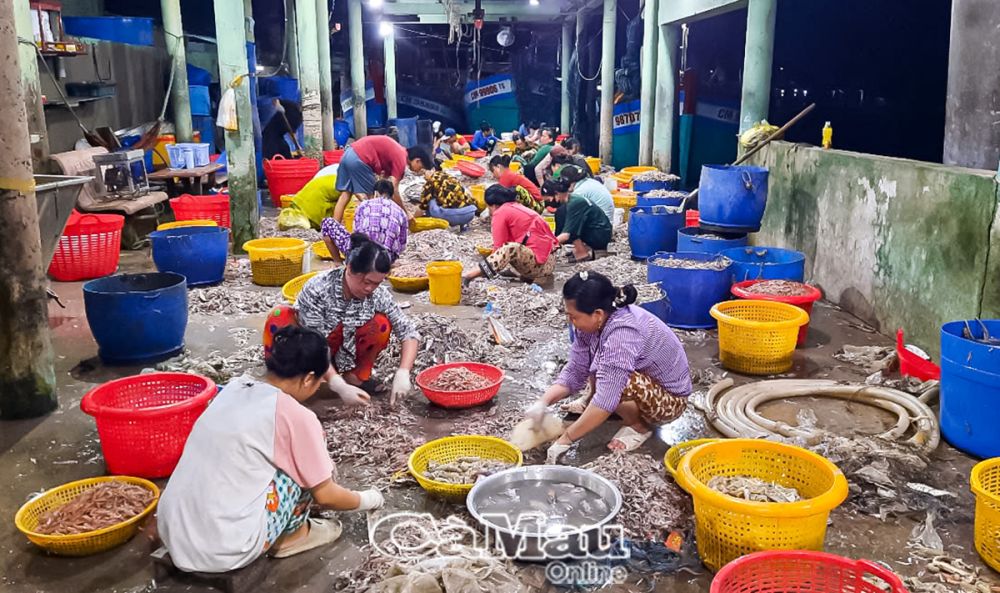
526,272,692,463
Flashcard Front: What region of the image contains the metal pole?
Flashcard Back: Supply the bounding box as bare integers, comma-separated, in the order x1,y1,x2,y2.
295,0,323,158
348,0,367,138
384,24,397,120
161,0,193,142
0,1,56,419
637,0,658,166
652,23,677,171
598,0,616,163
560,17,573,134
215,0,258,249
13,0,48,168
316,0,335,150
739,0,777,133
285,0,299,77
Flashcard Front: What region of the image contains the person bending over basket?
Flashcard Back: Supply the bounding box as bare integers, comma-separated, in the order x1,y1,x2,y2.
264,233,420,405
541,175,612,263
525,271,692,463
332,136,431,222
321,178,408,262
159,326,385,573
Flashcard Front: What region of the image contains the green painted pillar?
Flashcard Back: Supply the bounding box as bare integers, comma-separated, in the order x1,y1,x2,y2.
14,0,48,168
560,18,573,134
652,23,678,171
161,0,193,143
215,0,258,250
316,0,335,150
285,0,299,78
348,0,367,137
295,0,323,158
598,0,616,163
739,0,776,133
384,25,397,120
638,0,658,166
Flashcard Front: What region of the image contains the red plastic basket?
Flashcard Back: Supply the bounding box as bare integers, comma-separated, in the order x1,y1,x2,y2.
323,149,345,166
169,194,231,228
415,362,505,409
897,329,941,381
80,373,217,479
456,161,486,178
711,550,908,593
48,211,124,282
686,209,700,227
731,280,822,346
264,155,319,207
465,149,487,159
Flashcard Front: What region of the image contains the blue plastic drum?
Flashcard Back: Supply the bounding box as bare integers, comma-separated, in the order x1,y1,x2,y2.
150,226,229,286
628,206,685,260
698,165,769,232
647,252,733,329
940,320,1000,458
721,246,806,283
677,227,749,254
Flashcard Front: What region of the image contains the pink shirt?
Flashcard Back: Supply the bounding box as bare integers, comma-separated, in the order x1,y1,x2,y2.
498,168,542,202
491,202,559,264
351,135,407,180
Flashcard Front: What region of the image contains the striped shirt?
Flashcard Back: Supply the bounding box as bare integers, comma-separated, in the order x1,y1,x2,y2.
556,305,691,413
321,198,408,259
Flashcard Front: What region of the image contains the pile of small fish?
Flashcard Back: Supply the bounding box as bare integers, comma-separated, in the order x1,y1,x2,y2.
632,171,680,183
464,281,564,332
425,366,494,391
188,286,277,316
399,228,481,271
34,481,154,535
741,280,814,297
635,283,665,305
375,313,500,379
389,261,428,279
423,456,514,484
558,254,647,286
706,475,803,503
642,189,688,199
155,328,262,384
650,255,732,271
322,402,420,484
258,215,322,242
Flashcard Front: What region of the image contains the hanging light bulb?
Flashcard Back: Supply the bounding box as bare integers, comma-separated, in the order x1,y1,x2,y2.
529,0,539,5
379,21,393,36
369,0,383,8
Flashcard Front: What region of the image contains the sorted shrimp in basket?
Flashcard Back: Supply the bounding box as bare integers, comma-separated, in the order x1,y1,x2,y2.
423,457,515,485
425,366,493,391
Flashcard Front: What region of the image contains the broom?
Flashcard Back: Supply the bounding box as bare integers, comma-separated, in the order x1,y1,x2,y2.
135,56,178,151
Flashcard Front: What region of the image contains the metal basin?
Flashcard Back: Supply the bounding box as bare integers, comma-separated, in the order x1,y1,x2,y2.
466,465,622,562
35,174,93,267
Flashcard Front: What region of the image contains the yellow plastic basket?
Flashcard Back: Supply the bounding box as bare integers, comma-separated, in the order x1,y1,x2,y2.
586,156,601,174
15,476,160,557
408,435,523,502
611,172,633,189
621,165,658,177
710,300,809,375
282,271,319,304
498,140,515,153
612,192,637,221
543,215,557,232
388,275,429,293
664,438,722,478
477,245,494,257
676,439,848,571
242,238,308,286
442,159,458,170
312,240,333,260
471,185,487,212
280,193,295,208
410,217,450,233
972,458,1000,572
510,161,523,174
156,219,218,231
453,154,475,162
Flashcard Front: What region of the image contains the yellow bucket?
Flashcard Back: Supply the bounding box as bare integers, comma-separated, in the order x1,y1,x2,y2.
612,191,637,221
242,238,308,286
280,194,296,208
471,185,487,212
427,260,462,305
510,161,523,174
586,156,601,174
972,458,1000,572
281,271,319,304
409,435,523,502
156,219,218,231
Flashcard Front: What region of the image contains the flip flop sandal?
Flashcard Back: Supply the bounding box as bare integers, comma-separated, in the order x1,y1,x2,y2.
560,394,592,415
271,518,343,558
607,426,653,452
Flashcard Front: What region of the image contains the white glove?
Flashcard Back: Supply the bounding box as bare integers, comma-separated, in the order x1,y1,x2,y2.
525,400,547,427
329,374,371,406
355,489,385,511
546,441,572,465
390,368,411,406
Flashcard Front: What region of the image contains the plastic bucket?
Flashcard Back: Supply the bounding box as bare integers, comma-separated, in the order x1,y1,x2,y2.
83,272,188,364
647,252,733,329
731,280,822,346
427,261,463,305
150,227,229,287
721,246,806,283
699,165,769,232
628,206,685,260
686,210,700,227
637,194,684,209
639,293,670,324
678,227,749,254
632,179,676,193
940,320,1000,458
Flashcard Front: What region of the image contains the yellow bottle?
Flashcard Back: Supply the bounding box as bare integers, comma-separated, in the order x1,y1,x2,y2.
822,121,833,149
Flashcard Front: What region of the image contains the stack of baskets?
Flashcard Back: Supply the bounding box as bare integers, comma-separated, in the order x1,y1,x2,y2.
243,238,308,286
264,155,319,207
169,194,231,228
49,211,125,282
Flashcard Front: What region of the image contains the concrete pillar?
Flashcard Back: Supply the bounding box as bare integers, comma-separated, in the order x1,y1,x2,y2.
598,0,616,163
652,23,678,171
14,0,48,169
295,0,323,158
317,0,335,149
384,25,397,120
739,0,777,133
161,0,193,142
637,0,658,166
0,3,56,419
215,0,258,249
285,0,299,77
560,18,573,134
348,0,367,137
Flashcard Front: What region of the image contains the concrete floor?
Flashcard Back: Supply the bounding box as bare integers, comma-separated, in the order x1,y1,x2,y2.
0,247,995,593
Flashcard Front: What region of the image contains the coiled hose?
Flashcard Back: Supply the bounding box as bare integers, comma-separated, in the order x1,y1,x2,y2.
698,379,940,454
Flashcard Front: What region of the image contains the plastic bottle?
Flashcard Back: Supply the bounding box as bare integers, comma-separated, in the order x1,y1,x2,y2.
822,121,833,149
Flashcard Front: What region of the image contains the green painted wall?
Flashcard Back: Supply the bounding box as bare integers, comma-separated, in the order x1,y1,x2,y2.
751,142,1000,356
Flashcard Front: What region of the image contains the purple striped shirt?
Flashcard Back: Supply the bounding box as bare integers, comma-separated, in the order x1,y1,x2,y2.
556,305,692,413
321,198,408,258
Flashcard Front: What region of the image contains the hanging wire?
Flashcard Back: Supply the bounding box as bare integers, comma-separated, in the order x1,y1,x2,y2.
576,17,602,81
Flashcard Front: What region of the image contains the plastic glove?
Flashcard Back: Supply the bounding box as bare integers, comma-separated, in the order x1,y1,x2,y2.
329,374,370,406
546,441,572,465
390,368,411,406
354,489,385,511
525,400,547,427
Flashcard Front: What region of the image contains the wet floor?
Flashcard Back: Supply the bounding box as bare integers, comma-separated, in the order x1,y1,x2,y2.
0,248,994,592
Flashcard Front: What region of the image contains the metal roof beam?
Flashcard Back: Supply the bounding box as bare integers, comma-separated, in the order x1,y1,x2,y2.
381,1,566,18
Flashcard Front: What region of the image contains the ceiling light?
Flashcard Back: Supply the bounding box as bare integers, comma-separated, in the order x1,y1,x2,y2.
379,21,393,36
530,0,539,5
369,0,383,8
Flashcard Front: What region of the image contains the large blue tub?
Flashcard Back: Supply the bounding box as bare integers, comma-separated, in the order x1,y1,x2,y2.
647,252,733,328
677,227,749,254
84,272,188,364
941,320,1000,458
632,179,677,194
628,206,684,260
636,193,685,209
150,226,229,287
638,286,670,324
721,246,806,283
698,165,769,232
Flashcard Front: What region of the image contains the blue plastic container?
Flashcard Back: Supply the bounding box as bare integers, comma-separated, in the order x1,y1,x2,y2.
940,320,1000,458
637,194,685,209
335,120,351,146
698,165,769,232
63,16,154,46
632,179,676,193
83,272,188,364
389,116,419,148
721,246,806,283
150,227,229,287
628,206,685,260
639,291,670,324
647,252,733,329
678,227,749,254
189,85,211,117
